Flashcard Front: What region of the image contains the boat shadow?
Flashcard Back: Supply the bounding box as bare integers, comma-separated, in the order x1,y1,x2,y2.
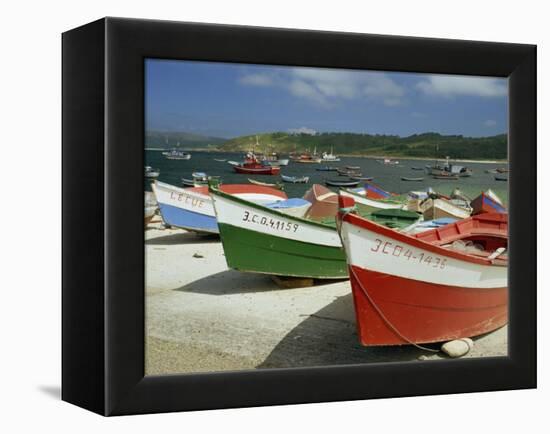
174,269,279,295
146,231,220,246
257,293,435,368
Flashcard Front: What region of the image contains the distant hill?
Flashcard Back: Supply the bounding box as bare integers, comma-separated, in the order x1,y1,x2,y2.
219,132,507,160
146,131,226,149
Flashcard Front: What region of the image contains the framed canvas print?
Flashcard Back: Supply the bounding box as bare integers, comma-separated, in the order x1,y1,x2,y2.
62,17,536,416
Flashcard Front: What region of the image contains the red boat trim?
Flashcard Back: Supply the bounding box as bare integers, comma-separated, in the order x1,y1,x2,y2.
342,211,506,266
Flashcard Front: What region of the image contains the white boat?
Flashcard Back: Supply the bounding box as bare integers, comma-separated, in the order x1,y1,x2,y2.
321,147,340,162
281,175,309,183
420,197,472,220
164,149,191,160
340,188,406,213
152,181,287,234
144,166,160,178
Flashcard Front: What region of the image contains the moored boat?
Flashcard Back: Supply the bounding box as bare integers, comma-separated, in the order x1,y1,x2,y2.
234,162,281,175
281,175,309,183
153,181,287,234
338,196,508,346
321,147,340,162
325,179,360,188
432,174,459,180
401,177,424,182
495,174,508,181
316,166,338,172
248,178,284,189
164,149,191,160
145,166,160,179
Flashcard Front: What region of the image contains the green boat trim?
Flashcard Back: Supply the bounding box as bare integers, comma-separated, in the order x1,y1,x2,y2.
217,222,348,279
342,187,407,206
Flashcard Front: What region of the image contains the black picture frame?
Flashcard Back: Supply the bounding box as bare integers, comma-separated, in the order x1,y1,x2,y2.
62,17,536,416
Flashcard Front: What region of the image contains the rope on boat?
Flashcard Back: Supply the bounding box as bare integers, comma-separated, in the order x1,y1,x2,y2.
349,266,439,353
337,209,439,354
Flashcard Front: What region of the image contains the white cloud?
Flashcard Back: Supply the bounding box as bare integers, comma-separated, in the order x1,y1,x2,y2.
416,75,507,98
237,67,406,108
484,119,497,127
288,127,317,135
238,73,274,87
289,68,405,107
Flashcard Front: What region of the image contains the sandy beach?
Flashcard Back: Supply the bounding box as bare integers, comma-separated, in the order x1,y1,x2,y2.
144,217,507,376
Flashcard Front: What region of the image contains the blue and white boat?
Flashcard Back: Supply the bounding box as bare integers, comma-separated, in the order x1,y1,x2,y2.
152,181,287,234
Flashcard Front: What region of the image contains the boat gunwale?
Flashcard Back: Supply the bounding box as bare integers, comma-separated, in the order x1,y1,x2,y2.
341,211,507,266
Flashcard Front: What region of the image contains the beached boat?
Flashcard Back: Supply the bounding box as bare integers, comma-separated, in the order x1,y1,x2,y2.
264,198,312,218
325,179,360,188
144,191,158,227
153,181,287,234
302,184,339,221
340,188,406,214
495,174,508,181
248,178,284,189
164,149,191,160
420,197,472,220
363,182,394,199
210,187,420,279
281,175,309,183
211,186,348,278
401,177,424,182
145,166,160,179
338,197,508,346
471,190,506,215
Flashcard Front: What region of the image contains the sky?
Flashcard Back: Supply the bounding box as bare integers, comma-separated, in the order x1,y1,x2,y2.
145,59,508,139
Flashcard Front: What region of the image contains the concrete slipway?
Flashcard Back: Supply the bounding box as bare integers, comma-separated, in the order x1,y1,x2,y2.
145,219,507,376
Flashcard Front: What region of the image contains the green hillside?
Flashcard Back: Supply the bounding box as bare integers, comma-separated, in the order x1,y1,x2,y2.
219,132,507,160
146,131,226,149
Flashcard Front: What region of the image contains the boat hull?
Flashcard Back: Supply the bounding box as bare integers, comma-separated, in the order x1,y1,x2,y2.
234,165,281,175
339,211,508,346
153,182,286,234
340,189,405,213
211,189,347,278
349,265,507,345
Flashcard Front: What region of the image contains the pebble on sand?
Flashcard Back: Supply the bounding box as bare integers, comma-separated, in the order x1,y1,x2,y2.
441,338,474,358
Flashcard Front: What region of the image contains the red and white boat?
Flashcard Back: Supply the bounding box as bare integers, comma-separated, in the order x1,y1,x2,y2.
233,153,281,175
337,195,508,346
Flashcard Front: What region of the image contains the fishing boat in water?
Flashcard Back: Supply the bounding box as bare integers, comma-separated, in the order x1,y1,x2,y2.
281,175,309,183
145,166,160,179
426,157,472,177
338,196,508,346
401,177,424,182
248,178,284,189
181,172,211,187
316,166,338,172
321,147,340,162
432,174,459,180
325,179,360,188
153,181,287,234
233,153,281,175
163,149,191,160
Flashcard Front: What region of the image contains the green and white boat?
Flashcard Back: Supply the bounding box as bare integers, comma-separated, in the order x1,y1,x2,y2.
210,186,420,279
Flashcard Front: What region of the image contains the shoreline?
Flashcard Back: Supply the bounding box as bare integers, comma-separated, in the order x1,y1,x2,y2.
145,148,507,164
